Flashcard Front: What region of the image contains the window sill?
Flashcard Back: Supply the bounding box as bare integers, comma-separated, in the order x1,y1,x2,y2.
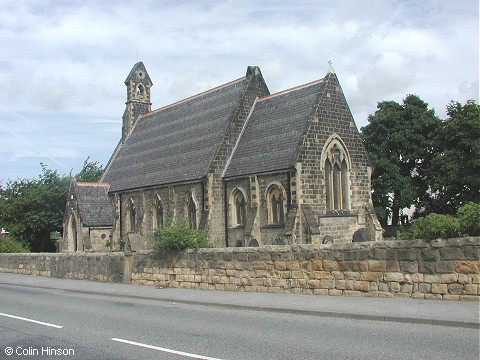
262,224,285,229
229,225,246,229
320,210,356,218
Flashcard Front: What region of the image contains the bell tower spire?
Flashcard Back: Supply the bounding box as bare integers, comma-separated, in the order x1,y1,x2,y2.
122,62,153,142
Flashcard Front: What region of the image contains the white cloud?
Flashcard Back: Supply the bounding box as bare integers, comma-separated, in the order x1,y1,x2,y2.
0,0,478,180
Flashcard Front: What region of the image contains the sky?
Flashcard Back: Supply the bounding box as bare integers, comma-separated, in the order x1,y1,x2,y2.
0,0,478,183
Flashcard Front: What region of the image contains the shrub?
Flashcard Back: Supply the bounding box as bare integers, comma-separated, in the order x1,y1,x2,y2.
153,218,212,251
0,235,30,253
409,213,462,241
457,202,480,236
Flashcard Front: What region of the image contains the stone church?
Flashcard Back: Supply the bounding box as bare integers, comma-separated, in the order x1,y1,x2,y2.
61,61,382,252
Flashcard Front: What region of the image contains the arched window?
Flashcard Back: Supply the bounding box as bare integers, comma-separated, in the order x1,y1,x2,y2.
231,188,247,226
186,193,197,229
136,84,145,98
267,184,285,225
154,195,164,228
128,198,136,232
324,142,350,211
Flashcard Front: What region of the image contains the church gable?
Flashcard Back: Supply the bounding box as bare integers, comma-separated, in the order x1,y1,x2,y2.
104,76,250,193
223,79,326,178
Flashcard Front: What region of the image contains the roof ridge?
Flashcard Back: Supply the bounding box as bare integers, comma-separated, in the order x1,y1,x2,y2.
259,78,325,101
76,182,110,187
147,76,246,115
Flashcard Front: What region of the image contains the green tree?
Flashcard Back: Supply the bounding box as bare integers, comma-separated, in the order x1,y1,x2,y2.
74,157,104,182
426,100,480,214
0,165,69,252
0,158,104,252
361,95,441,226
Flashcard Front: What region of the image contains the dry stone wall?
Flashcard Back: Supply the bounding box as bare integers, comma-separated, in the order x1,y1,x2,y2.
0,238,479,300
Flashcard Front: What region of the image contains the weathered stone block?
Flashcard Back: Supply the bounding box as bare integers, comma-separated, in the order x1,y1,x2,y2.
399,261,418,273
457,274,472,284
464,284,478,295
418,261,436,274
420,248,440,262
431,283,448,294
378,291,394,298
436,261,455,273
361,272,383,281
353,281,369,291
418,283,432,293
384,272,404,282
328,289,343,296
389,282,401,292
368,260,386,272
440,274,458,284
397,249,418,261
425,293,442,300
440,247,465,260
323,260,338,271
319,279,335,289
447,283,463,295
454,261,479,274
386,260,400,272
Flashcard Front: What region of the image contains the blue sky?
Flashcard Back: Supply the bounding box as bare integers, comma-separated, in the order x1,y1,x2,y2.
0,0,478,183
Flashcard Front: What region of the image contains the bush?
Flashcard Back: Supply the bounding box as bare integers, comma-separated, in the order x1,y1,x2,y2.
408,213,462,241
153,218,212,251
0,235,30,253
457,202,480,236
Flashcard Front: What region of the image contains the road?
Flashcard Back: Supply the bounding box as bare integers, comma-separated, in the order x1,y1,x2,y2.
0,280,479,360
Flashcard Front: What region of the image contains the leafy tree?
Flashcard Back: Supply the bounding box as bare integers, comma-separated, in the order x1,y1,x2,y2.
361,95,441,226
74,157,104,182
0,235,30,253
426,100,480,214
0,165,69,252
0,158,104,252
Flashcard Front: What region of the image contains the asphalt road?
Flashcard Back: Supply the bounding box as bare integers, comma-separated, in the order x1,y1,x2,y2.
0,282,479,360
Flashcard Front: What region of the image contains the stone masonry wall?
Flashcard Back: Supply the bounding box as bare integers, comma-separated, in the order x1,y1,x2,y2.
0,252,125,283
0,238,478,300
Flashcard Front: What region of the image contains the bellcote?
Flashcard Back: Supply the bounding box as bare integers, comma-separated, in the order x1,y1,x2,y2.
122,62,153,142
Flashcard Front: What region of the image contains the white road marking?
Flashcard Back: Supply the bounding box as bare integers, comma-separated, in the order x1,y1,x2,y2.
111,337,223,360
0,312,63,328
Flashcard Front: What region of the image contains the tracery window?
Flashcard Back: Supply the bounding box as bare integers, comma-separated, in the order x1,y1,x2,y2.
267,184,285,225
231,188,247,227
324,142,349,211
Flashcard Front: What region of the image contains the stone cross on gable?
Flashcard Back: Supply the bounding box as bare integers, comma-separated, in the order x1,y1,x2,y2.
328,60,335,74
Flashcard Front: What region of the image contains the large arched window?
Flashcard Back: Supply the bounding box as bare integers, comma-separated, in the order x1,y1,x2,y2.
154,194,164,228
231,188,247,227
324,141,350,211
267,184,285,225
185,192,197,229
128,198,136,232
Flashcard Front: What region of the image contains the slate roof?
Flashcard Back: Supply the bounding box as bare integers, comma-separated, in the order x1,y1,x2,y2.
223,79,325,178
104,77,248,192
74,182,115,227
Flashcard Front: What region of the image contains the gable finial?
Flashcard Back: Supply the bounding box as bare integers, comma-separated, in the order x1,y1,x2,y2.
328,60,335,74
